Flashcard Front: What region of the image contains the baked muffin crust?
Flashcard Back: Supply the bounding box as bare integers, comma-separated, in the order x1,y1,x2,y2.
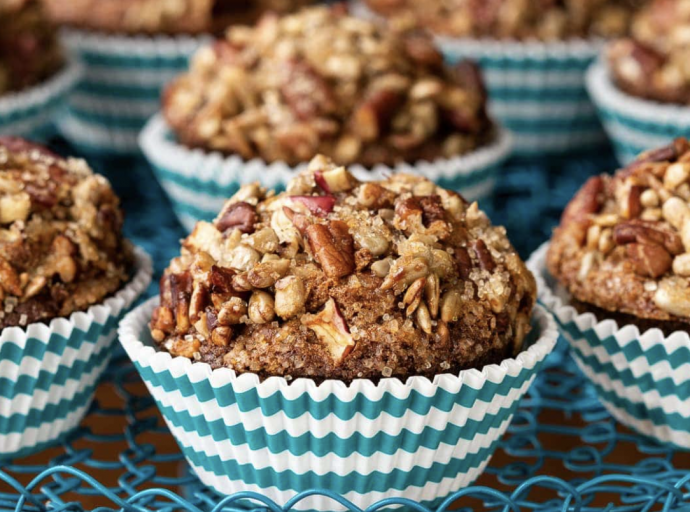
0,0,62,94
162,5,492,167
608,0,690,104
42,0,314,35
0,137,132,329
151,155,536,382
548,138,690,326
362,0,644,41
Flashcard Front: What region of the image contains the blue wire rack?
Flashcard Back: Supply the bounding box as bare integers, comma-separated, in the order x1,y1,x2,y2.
1,143,689,512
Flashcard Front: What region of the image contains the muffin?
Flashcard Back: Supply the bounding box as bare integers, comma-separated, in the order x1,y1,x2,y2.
362,0,643,40
355,0,647,156
608,0,690,104
586,0,690,165
530,138,690,448
43,0,315,35
149,154,535,381
120,154,555,509
0,136,151,459
0,0,63,94
0,1,79,141
162,6,493,167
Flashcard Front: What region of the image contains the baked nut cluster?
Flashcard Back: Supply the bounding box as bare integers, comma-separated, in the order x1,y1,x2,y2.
548,138,690,326
150,155,536,381
43,0,314,35
0,0,62,94
363,0,644,40
162,6,492,167
0,137,132,329
608,0,690,104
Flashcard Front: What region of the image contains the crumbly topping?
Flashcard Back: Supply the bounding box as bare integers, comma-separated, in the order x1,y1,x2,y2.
0,137,132,329
151,154,536,381
608,0,690,104
0,0,62,94
548,138,690,323
363,0,644,41
162,5,492,167
43,0,314,35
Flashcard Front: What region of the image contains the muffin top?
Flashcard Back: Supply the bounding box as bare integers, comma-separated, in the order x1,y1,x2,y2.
162,6,492,167
150,155,536,382
0,137,132,329
0,0,62,94
548,138,690,326
608,0,690,104
42,0,314,35
362,0,644,41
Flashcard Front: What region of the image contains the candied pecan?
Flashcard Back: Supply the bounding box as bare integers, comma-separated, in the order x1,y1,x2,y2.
209,265,236,294
626,243,672,278
216,202,257,234
472,239,496,272
613,220,683,255
352,89,405,141
306,221,355,278
280,60,336,120
561,176,604,226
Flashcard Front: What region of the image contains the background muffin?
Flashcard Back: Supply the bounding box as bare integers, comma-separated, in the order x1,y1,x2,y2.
0,137,132,329
150,154,535,381
547,138,690,331
162,5,493,167
608,0,690,104
42,0,315,35
362,0,644,40
0,0,62,94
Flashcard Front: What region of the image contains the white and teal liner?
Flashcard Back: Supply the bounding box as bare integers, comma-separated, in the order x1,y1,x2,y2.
0,60,81,141
119,298,557,511
528,242,690,450
349,0,606,157
140,113,513,232
0,248,152,460
586,61,690,166
57,30,208,155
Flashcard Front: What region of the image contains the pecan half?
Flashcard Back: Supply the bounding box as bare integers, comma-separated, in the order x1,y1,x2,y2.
352,88,405,141
613,220,683,255
209,265,236,294
626,243,672,278
306,221,355,278
472,239,495,272
216,202,256,234
170,271,193,332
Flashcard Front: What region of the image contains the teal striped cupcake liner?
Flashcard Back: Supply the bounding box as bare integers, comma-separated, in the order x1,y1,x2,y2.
586,61,690,166
0,248,152,460
119,298,557,511
0,60,81,141
349,0,606,157
58,30,208,155
140,114,513,232
528,243,690,450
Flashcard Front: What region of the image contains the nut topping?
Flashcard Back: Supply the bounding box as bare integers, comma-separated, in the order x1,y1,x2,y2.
302,298,354,364
216,202,257,234
305,221,355,279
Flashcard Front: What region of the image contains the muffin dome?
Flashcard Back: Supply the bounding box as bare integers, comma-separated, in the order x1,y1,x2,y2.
43,0,314,35
162,5,492,167
0,0,62,94
362,0,644,40
548,138,690,328
150,155,536,381
608,0,690,104
0,137,132,329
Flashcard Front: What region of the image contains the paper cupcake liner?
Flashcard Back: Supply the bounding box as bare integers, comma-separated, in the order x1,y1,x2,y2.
57,29,208,155
527,242,690,449
0,247,152,460
349,0,605,157
586,61,690,166
119,297,557,511
0,60,81,141
139,113,513,232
